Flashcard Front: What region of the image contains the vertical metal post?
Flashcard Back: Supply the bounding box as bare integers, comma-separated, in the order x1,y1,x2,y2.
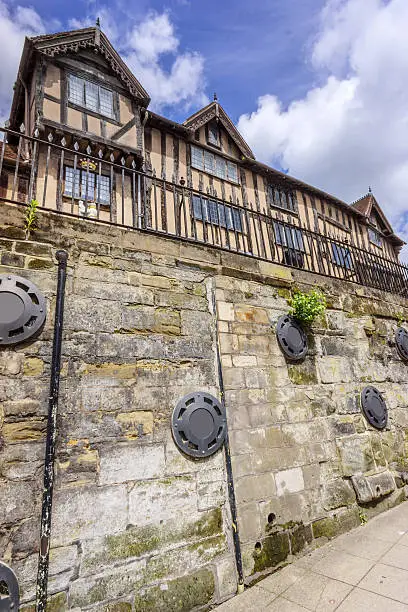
36,250,68,611
212,286,245,593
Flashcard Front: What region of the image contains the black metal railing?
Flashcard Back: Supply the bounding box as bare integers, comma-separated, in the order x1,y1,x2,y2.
1,125,408,298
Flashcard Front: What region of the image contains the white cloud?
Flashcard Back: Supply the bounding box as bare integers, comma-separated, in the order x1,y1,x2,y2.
69,9,207,112
122,12,207,111
238,0,408,259
0,1,45,123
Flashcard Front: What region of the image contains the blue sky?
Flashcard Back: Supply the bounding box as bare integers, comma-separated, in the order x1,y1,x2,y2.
1,0,408,257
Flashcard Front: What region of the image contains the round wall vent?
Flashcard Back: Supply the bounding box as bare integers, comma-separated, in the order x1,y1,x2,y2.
0,274,46,346
396,327,408,361
276,315,308,361
171,392,226,458
361,386,387,430
0,561,20,610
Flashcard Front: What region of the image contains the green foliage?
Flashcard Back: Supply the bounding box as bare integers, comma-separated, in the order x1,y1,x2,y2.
24,199,39,239
396,312,406,327
289,288,326,327
359,509,368,525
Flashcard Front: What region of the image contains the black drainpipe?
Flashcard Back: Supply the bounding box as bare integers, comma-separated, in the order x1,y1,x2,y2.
212,287,245,593
36,250,68,611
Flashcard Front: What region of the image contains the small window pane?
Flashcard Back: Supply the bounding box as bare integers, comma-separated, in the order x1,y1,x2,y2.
191,146,204,170
204,151,215,173
192,194,207,220
208,122,219,146
85,81,98,112
227,161,238,183
368,227,382,246
96,175,110,205
68,75,84,106
99,87,113,118
232,207,242,232
207,200,219,224
332,244,352,269
64,167,80,198
81,172,96,200
215,157,226,179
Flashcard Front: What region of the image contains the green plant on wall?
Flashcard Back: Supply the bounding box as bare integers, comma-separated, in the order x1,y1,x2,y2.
289,288,326,327
396,312,406,327
24,199,39,239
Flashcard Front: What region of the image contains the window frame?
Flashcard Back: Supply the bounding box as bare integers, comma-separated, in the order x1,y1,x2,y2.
67,72,119,122
63,165,112,207
368,226,383,248
192,194,243,233
206,121,221,149
332,243,353,270
273,221,305,252
190,145,240,185
267,184,298,213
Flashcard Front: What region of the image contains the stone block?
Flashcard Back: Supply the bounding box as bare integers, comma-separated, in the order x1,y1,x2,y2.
128,476,199,525
99,443,165,485
351,471,396,503
232,355,257,367
197,481,225,511
302,464,321,490
275,468,304,497
217,301,235,321
336,435,375,476
116,411,154,437
133,568,215,612
0,480,36,524
318,357,352,383
237,502,262,542
52,485,128,546
322,479,356,510
235,473,276,504
235,305,269,325
215,556,237,599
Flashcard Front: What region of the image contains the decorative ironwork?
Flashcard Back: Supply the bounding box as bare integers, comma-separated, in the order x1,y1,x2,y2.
396,327,408,361
276,315,308,361
361,386,387,430
0,562,20,610
171,392,226,458
0,274,46,346
0,126,407,300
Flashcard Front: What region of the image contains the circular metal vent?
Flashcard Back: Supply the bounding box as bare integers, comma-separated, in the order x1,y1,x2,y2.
276,315,308,361
0,274,46,346
0,561,20,610
361,386,387,430
171,392,226,458
396,327,408,361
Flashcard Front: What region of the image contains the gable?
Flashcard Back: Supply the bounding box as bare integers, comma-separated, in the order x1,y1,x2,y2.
184,101,255,160
10,26,150,128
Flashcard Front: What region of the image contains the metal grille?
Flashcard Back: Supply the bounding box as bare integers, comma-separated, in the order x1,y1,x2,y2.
171,392,226,458
276,315,308,361
396,327,408,361
0,562,19,610
0,274,46,345
361,386,387,430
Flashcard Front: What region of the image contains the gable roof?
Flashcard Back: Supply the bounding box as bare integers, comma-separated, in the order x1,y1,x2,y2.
350,190,404,247
9,26,150,126
351,190,393,232
184,100,255,160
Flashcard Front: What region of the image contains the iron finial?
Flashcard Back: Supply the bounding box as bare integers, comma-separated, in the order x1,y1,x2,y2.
96,17,101,28
213,92,218,102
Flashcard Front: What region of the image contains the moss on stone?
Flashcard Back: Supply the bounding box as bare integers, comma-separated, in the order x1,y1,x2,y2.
290,524,313,555
21,592,67,612
104,603,132,611
133,568,215,612
253,531,290,573
85,508,223,571
312,507,360,540
288,362,318,385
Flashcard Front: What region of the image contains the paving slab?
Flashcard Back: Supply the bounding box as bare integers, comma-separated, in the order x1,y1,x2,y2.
214,503,408,612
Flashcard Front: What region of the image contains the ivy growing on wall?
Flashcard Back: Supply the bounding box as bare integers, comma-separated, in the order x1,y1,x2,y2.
289,288,326,327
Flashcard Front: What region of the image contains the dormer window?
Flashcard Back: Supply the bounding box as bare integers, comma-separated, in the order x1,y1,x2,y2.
207,121,220,148
68,74,116,120
368,227,382,247
268,184,297,212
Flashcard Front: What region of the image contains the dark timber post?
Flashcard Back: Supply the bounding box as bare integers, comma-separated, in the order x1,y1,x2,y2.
212,286,245,593
36,250,68,611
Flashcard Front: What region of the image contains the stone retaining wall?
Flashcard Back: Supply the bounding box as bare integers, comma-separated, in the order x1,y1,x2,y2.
1,202,408,610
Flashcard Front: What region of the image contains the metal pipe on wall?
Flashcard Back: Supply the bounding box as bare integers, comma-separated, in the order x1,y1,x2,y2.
36,250,68,611
211,286,245,593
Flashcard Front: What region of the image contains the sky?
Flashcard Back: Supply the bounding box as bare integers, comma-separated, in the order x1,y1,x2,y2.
1,0,408,260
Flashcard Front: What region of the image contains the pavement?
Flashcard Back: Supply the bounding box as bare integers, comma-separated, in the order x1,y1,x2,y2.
215,502,408,611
